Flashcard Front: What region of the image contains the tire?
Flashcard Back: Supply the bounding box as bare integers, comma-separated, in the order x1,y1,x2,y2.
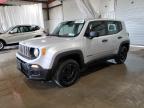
115,46,128,64
0,41,4,50
53,59,80,87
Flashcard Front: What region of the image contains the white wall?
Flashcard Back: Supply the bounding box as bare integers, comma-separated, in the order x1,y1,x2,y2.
63,0,101,20
116,0,144,45
0,4,44,32
63,0,115,20
99,0,115,19
63,0,84,20
48,5,63,33
48,0,101,33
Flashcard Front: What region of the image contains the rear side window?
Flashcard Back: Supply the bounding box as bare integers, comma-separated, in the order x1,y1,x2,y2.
107,21,122,35
19,26,30,33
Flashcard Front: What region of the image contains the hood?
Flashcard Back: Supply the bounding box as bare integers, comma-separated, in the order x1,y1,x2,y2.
0,33,8,37
20,36,76,48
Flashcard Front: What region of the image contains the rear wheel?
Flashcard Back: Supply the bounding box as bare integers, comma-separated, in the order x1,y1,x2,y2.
53,59,80,87
0,41,4,50
115,46,128,64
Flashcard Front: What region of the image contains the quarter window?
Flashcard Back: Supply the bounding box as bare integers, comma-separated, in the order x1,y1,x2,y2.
107,21,122,35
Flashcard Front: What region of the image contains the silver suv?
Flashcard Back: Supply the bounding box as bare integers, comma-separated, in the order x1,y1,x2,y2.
0,25,45,50
16,19,130,87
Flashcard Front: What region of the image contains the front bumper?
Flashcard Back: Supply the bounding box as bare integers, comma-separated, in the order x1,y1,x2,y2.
16,58,53,80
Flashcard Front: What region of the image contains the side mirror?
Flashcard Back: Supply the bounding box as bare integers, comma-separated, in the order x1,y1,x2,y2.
9,31,15,34
88,31,99,39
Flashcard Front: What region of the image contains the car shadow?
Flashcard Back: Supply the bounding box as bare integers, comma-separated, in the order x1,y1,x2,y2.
80,61,115,77
0,45,18,54
24,61,116,89
24,79,58,89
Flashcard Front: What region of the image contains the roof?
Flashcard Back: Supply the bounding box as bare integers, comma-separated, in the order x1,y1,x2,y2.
84,18,122,22
15,25,39,27
63,18,123,23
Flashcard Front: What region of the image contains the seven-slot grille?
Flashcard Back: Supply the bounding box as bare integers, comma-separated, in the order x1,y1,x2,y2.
19,44,31,58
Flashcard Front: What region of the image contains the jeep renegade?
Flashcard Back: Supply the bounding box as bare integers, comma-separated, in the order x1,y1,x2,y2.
16,19,130,87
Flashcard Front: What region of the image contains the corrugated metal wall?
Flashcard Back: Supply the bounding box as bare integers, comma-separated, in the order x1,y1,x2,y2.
116,0,144,45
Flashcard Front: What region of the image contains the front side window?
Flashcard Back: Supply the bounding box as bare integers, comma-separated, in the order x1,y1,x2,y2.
85,21,107,37
11,27,21,33
51,21,84,37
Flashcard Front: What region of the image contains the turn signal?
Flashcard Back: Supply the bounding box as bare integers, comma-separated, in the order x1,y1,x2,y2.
42,48,46,56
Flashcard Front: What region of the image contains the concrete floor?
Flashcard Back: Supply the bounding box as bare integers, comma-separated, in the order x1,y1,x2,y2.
0,46,144,108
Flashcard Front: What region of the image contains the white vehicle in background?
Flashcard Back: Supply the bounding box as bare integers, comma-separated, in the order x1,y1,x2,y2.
0,25,46,50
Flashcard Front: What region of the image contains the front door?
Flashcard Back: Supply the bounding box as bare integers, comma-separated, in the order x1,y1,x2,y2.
84,21,115,63
6,27,22,44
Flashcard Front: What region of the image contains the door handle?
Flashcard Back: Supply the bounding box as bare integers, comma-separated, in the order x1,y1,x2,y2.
102,39,108,43
118,36,123,39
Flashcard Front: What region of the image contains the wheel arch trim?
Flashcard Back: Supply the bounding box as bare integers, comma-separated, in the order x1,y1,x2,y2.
52,50,85,69
119,40,130,51
0,39,6,45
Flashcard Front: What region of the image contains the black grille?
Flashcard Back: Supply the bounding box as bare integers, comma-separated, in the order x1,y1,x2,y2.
19,44,31,59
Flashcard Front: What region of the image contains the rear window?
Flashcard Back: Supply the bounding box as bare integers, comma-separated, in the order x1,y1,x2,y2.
30,26,40,31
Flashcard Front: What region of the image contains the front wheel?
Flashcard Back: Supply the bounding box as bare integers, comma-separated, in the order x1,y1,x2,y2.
53,59,80,87
0,41,4,50
115,46,128,64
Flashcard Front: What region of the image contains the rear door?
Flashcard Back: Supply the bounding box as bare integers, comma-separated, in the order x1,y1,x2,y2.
6,26,22,44
106,21,124,54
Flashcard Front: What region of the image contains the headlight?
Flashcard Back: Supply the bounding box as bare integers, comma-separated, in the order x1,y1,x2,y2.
34,48,39,57
30,48,39,58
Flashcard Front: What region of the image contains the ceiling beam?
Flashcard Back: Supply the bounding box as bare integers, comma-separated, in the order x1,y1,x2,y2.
22,0,56,4
48,0,55,4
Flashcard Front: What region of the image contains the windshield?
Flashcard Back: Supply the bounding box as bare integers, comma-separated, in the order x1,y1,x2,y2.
51,21,84,37
2,26,14,33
